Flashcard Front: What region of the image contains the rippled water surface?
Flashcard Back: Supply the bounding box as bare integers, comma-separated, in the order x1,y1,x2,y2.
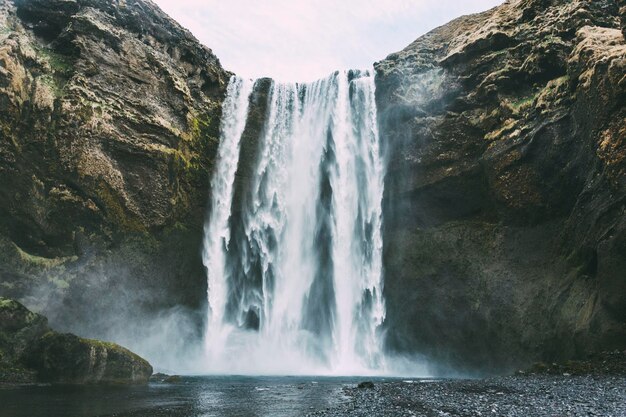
0,376,392,417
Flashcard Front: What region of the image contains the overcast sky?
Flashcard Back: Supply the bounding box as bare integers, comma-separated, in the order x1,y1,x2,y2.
153,0,503,82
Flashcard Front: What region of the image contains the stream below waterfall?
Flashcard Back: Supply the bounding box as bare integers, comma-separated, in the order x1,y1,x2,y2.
0,376,378,417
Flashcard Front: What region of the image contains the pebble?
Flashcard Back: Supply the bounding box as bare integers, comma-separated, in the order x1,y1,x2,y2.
306,375,626,416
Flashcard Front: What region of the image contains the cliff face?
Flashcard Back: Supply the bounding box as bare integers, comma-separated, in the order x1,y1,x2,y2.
0,0,228,338
376,0,626,373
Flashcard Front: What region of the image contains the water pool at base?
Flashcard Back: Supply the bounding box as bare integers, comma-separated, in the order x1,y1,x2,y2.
0,375,406,417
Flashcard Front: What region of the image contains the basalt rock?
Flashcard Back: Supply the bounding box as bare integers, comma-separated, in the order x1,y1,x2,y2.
376,0,626,374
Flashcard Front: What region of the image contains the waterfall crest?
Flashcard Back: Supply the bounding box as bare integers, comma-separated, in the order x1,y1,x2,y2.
203,71,386,375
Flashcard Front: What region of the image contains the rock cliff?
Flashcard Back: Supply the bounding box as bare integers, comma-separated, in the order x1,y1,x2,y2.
0,0,229,341
376,0,625,373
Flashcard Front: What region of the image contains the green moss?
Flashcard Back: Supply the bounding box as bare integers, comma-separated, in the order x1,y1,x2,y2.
537,34,564,49
539,76,569,98
484,49,509,60
37,74,63,98
34,45,74,75
0,238,78,294
170,148,194,170
509,95,536,112
182,113,213,145
166,222,189,234
47,53,72,75
485,118,519,141
501,88,540,115
71,101,96,124
12,243,67,269
78,337,147,363
77,97,113,117
0,298,17,309
176,113,216,175
164,112,220,214
32,45,75,98
96,182,147,234
534,75,572,113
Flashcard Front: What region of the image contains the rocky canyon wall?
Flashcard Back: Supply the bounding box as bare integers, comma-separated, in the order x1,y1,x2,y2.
376,0,626,373
0,0,229,359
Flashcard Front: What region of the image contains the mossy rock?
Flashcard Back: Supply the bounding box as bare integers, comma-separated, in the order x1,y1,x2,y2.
23,332,153,385
0,297,48,358
164,375,182,383
0,298,49,384
0,298,152,385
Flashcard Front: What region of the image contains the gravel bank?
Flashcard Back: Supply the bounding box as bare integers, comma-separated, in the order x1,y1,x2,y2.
308,376,626,417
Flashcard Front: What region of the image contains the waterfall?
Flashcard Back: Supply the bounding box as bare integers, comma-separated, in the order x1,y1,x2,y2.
203,70,386,375
203,76,254,354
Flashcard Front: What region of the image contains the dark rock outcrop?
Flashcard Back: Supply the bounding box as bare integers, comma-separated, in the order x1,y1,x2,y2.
0,297,47,382
0,0,229,338
23,332,152,384
0,297,152,384
376,0,626,374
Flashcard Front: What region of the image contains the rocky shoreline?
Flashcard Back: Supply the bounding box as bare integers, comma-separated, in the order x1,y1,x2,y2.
308,374,626,417
309,351,626,416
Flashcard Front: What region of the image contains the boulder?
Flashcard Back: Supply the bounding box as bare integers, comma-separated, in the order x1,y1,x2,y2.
0,298,48,383
0,297,152,385
23,332,153,385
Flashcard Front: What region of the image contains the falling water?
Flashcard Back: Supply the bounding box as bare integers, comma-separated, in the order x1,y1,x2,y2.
202,76,254,353
203,70,386,375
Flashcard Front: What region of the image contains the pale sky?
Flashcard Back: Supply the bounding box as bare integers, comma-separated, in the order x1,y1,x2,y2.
153,0,504,82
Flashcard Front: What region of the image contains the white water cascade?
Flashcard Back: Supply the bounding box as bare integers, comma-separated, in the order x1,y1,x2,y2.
202,77,254,354
202,70,386,375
